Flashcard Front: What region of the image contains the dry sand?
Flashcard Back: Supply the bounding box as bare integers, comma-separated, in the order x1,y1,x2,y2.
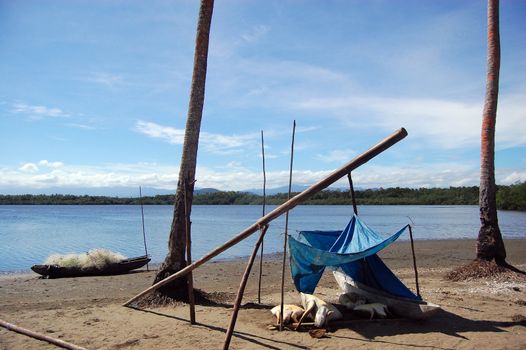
1,239,526,349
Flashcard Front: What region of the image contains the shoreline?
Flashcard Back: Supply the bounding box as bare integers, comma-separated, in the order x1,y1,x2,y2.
2,238,525,349
2,238,526,276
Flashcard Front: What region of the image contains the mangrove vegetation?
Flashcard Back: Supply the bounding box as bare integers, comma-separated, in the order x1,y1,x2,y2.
1,183,524,211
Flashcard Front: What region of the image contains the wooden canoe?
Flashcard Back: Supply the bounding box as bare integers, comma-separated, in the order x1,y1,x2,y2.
31,255,151,278
333,270,440,320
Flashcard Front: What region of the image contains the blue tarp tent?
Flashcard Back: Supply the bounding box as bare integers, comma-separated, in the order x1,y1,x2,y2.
288,214,420,300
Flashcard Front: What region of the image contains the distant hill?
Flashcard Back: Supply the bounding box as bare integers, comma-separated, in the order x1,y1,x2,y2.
195,188,220,194
246,184,310,195
246,184,352,195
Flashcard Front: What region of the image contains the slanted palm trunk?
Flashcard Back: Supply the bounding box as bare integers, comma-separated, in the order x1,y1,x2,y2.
476,0,506,264
154,0,214,298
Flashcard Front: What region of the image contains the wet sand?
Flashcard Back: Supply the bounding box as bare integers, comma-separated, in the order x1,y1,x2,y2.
1,239,526,349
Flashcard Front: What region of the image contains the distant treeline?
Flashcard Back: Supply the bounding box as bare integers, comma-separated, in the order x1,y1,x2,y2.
1,182,524,211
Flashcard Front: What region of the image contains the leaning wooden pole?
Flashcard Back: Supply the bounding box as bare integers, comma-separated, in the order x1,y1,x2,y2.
279,120,296,331
223,225,268,350
0,318,86,350
123,127,408,306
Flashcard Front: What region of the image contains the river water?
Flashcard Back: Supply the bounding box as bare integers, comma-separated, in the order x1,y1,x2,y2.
1,205,525,272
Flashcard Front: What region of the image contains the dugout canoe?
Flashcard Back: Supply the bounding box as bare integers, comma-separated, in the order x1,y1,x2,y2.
31,255,150,278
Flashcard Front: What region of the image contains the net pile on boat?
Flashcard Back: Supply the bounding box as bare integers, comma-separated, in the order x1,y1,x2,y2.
43,249,127,269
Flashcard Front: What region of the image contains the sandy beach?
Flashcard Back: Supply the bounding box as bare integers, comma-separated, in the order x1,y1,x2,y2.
1,239,525,349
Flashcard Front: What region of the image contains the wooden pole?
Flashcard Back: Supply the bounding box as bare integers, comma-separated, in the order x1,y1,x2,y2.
223,225,268,350
279,120,296,331
139,186,149,271
257,130,267,304
347,173,358,215
183,180,196,324
123,127,408,306
0,318,86,350
408,225,420,297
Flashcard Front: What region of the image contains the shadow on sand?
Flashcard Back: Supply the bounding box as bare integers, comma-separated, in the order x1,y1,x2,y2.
129,306,523,350
129,306,308,350
327,308,523,349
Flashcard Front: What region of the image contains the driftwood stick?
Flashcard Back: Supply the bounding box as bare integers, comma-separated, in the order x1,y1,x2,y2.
123,127,408,307
223,225,268,350
279,120,296,331
0,318,86,350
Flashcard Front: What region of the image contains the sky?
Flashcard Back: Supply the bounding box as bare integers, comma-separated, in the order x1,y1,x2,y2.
1,0,525,195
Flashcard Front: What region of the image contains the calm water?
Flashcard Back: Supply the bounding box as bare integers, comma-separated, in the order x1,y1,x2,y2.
1,205,525,273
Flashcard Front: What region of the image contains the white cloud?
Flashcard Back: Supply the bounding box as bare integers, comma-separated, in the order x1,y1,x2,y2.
1,158,523,194
211,58,352,110
39,160,64,169
134,120,185,144
295,92,526,151
17,160,63,174
66,123,96,130
134,120,258,154
200,131,257,154
500,170,526,185
12,103,69,119
19,163,39,173
1,162,179,191
241,25,270,43
86,72,123,87
348,163,480,189
316,149,357,164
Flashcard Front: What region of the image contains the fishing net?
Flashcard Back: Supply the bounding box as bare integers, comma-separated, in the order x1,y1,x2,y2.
44,249,127,269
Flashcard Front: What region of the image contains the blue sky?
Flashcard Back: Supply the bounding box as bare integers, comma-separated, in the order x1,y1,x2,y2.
1,0,525,195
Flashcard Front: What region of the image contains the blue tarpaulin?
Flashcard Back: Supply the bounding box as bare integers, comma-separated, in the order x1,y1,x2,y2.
288,214,420,300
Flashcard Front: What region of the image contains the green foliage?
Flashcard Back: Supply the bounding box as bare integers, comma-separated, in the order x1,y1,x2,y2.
497,182,526,211
0,183,524,211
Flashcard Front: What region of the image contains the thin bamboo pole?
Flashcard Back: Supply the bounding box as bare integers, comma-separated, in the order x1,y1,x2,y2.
223,225,268,350
183,180,196,324
257,130,267,304
347,173,358,215
123,127,408,307
279,120,296,331
0,318,86,350
408,225,420,297
139,186,149,271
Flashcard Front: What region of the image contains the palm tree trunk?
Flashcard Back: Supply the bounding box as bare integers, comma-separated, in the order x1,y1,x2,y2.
476,0,506,264
154,0,214,297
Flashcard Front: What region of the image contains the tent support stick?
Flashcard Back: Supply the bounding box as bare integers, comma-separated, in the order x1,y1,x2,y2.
139,186,149,271
257,130,267,304
123,127,408,307
347,173,358,215
223,225,268,350
279,120,296,331
183,179,196,324
257,236,264,303
408,225,420,297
